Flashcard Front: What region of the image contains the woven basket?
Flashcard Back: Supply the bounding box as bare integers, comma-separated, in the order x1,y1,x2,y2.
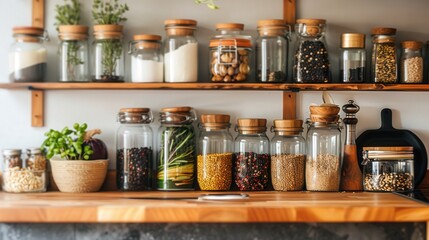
50,159,108,193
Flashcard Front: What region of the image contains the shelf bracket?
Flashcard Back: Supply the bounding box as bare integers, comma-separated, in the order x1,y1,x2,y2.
282,92,296,119
31,90,44,127
32,0,45,28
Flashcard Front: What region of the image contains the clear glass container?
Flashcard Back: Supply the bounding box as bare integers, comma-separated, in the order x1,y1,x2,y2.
157,106,197,190
362,146,414,192
116,108,154,191
25,148,46,171
197,114,233,191
256,19,290,82
58,25,89,82
340,33,366,83
270,120,306,191
92,24,125,82
371,27,397,83
293,19,330,83
233,118,270,191
164,19,198,83
129,34,163,83
2,149,22,170
400,41,423,83
9,26,47,82
209,23,253,82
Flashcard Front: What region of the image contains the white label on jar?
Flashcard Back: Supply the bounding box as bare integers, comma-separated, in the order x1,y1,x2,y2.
8,48,47,74
131,57,164,82
164,42,198,83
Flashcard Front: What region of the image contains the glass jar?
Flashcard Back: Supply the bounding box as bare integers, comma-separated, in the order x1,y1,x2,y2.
400,41,423,83
157,106,197,190
2,149,22,170
256,19,290,82
340,33,366,83
9,26,47,82
233,118,270,191
362,147,414,192
58,25,89,82
129,34,163,83
92,24,125,82
293,19,330,83
164,19,198,83
371,27,397,83
116,108,154,191
306,118,342,191
270,120,306,191
209,23,253,83
25,148,46,171
197,114,233,191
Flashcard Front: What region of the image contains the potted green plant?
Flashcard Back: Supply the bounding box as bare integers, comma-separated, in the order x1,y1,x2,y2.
41,123,109,193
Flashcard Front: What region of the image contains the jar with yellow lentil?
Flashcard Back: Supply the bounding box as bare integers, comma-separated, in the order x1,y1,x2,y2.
371,27,397,83
270,120,306,191
197,114,233,191
400,41,423,83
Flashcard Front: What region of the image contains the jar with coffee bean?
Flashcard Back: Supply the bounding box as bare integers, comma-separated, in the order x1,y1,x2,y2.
400,41,423,83
340,33,366,83
371,27,398,83
209,23,253,82
293,19,330,83
197,114,233,191
270,120,306,191
256,19,290,82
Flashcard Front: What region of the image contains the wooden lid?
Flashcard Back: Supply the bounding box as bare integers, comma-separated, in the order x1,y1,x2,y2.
257,19,286,27
58,25,88,40
371,27,396,35
341,33,365,48
119,108,150,113
237,118,266,127
296,18,326,25
93,24,123,39
165,19,197,27
161,106,192,113
401,41,423,50
13,26,44,36
273,119,303,128
133,34,161,41
201,114,230,123
209,38,252,47
215,23,244,31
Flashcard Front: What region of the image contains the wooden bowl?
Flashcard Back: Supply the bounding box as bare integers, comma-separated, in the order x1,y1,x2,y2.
309,105,340,115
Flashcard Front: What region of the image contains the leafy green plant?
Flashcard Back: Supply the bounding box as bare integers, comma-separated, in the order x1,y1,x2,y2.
194,0,219,9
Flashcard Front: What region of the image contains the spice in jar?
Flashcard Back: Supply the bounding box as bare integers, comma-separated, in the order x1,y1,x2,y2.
116,147,152,190
197,153,232,190
271,154,305,190
306,154,341,191
400,41,423,83
25,148,46,171
371,27,397,83
233,152,270,191
2,149,22,169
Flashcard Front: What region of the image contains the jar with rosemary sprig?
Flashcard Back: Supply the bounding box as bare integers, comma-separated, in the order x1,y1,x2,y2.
91,0,129,82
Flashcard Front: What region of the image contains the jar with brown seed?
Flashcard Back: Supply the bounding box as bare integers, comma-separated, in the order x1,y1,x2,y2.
2,149,23,170
25,148,46,171
400,41,423,83
270,120,306,191
197,114,233,191
371,27,398,83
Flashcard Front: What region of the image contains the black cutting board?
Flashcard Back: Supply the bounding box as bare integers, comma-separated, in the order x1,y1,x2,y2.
356,108,427,187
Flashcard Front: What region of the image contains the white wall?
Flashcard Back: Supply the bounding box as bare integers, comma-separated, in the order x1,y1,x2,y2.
0,0,428,170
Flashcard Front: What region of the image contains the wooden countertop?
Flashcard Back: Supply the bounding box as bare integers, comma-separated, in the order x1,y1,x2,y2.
0,191,428,223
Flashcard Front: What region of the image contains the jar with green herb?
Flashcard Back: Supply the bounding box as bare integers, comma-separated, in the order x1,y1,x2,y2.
371,27,397,83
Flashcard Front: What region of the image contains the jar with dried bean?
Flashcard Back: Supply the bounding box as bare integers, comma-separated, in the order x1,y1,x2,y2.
197,114,233,191
400,41,423,83
2,167,47,193
371,27,398,83
2,149,22,170
270,120,306,191
209,23,253,83
233,119,270,191
25,148,46,171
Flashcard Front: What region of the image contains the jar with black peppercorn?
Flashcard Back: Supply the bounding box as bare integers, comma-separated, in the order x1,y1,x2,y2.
233,118,270,191
116,108,154,191
197,114,233,191
400,41,423,83
293,19,330,83
371,27,398,83
340,33,366,83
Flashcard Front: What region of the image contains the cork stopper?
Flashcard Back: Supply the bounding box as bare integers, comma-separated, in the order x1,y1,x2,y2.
341,33,365,48
401,41,423,50
371,27,396,36
58,25,88,40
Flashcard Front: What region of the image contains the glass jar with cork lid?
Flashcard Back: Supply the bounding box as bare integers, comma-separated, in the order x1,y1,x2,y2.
371,27,397,83
129,34,163,83
400,41,423,83
340,33,366,83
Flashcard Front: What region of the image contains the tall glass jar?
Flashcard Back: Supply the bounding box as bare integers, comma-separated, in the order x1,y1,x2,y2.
270,120,306,191
92,24,125,82
197,114,233,191
157,106,197,190
9,26,47,82
164,19,198,83
256,19,290,82
116,108,154,191
129,34,163,83
371,27,397,83
58,25,89,82
400,41,423,83
340,33,366,83
233,118,270,191
293,19,330,83
209,23,253,82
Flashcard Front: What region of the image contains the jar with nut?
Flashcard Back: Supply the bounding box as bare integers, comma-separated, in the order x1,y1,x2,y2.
371,27,398,83
197,114,233,191
2,149,23,170
209,23,253,83
25,148,46,171
400,41,423,83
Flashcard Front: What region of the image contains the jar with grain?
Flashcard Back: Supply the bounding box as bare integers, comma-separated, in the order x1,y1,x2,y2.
164,19,198,83
129,34,163,83
209,23,253,82
256,19,290,82
197,114,233,191
270,120,306,191
293,19,330,83
157,106,197,190
233,119,270,191
9,26,47,82
116,108,154,191
340,33,366,83
400,41,423,83
362,147,414,192
25,148,46,171
371,27,397,83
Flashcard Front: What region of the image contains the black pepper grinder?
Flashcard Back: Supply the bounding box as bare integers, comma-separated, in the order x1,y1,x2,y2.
340,100,363,191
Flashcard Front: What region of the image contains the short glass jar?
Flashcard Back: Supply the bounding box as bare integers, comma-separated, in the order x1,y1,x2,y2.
362,146,414,192
340,33,366,83
371,27,397,83
129,34,163,83
400,41,423,83
25,148,47,171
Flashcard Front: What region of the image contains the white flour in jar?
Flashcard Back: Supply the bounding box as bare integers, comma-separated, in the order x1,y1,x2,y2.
164,42,198,82
131,57,164,82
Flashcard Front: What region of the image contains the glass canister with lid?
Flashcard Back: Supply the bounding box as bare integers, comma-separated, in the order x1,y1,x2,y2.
233,118,270,191
197,114,233,191
157,106,197,190
116,108,154,191
25,148,47,171
9,26,48,82
371,27,397,83
340,33,366,83
129,34,163,83
400,41,423,83
209,23,253,83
